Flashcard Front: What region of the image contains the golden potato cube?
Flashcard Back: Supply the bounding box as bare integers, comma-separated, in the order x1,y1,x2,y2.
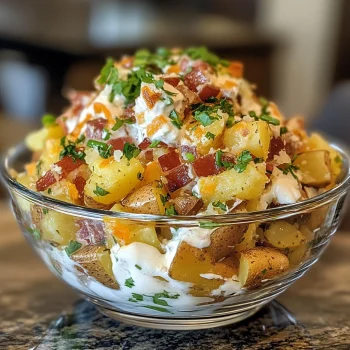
84,157,144,205
198,164,267,205
223,120,271,159
238,247,289,288
294,150,331,187
264,221,306,249
71,245,119,289
233,224,257,252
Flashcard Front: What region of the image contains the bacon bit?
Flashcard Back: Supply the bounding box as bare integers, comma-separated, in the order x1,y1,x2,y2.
179,57,190,72
138,138,168,150
36,156,85,191
76,219,105,245
158,150,181,172
25,162,37,177
120,56,134,68
165,164,192,192
122,106,136,121
228,61,244,78
147,115,168,137
163,77,180,87
142,86,162,110
266,163,274,176
184,68,208,92
181,145,198,161
70,113,92,140
176,84,201,105
93,102,114,125
85,118,107,140
199,85,220,101
100,156,114,168
166,64,181,74
268,137,285,161
107,137,133,151
193,154,220,177
73,176,86,199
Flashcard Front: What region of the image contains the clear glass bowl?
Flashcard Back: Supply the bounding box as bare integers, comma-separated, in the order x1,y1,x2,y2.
2,143,350,330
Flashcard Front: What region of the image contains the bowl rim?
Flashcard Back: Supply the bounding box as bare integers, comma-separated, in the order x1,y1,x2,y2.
1,141,350,226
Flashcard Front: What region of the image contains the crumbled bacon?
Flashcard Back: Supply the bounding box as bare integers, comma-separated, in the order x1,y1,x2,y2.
73,176,86,200
107,137,133,151
85,118,107,140
36,156,85,192
158,150,181,172
121,105,135,121
163,77,180,87
165,164,192,192
193,154,220,177
75,219,105,245
199,85,220,101
268,137,285,161
184,68,209,92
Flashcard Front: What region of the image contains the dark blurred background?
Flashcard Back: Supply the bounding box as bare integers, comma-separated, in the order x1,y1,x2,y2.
0,0,349,150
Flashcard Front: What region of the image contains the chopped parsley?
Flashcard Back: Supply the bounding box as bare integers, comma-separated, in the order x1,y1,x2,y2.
260,114,280,126
143,305,171,313
149,140,161,148
234,150,252,173
134,47,173,70
48,188,52,194
123,142,141,161
254,157,264,164
93,185,110,197
60,137,86,161
261,269,267,275
248,98,280,126
280,126,288,136
184,46,229,67
160,194,169,206
215,150,234,169
129,293,144,302
282,163,299,180
212,201,227,211
124,277,135,288
153,291,180,306
165,204,177,216
42,208,49,215
184,152,195,162
169,110,183,129
41,113,56,127
205,132,215,140
135,264,142,270
97,57,115,85
36,160,43,176
65,240,82,257
87,140,113,159
199,221,221,229
102,129,111,141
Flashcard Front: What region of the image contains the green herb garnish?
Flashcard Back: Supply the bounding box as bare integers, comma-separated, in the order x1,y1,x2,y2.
28,227,41,240
169,110,183,129
184,152,195,162
124,277,135,288
36,160,43,176
42,208,49,215
87,140,113,159
215,150,234,169
165,204,177,216
129,293,144,302
234,150,252,173
149,140,161,148
254,157,264,164
60,137,86,161
42,114,56,127
65,240,82,257
160,194,169,206
135,264,142,270
184,46,229,67
97,57,115,85
282,163,299,180
123,142,141,160
143,305,171,313
102,129,111,141
212,201,227,211
260,114,280,126
205,132,215,140
199,221,221,229
280,126,288,136
93,185,110,197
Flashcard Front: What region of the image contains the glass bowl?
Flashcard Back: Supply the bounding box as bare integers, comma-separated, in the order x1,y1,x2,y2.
2,143,350,330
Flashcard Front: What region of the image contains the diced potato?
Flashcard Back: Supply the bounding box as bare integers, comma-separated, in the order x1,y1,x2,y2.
294,150,331,187
238,247,289,288
170,196,203,215
288,242,309,266
198,163,267,205
84,195,112,210
139,161,162,185
308,133,342,178
40,211,77,245
46,179,79,204
104,206,163,251
25,125,64,152
84,156,144,205
209,224,248,262
121,181,168,215
223,120,271,159
264,221,306,249
233,224,257,252
169,242,238,296
185,117,226,155
71,245,119,289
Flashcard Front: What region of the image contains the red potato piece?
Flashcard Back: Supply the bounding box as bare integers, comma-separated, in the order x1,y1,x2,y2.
158,150,181,172
268,137,285,161
193,154,220,177
36,156,85,191
166,164,192,192
107,137,133,151
199,85,220,101
76,219,105,245
184,68,209,92
163,77,180,87
85,118,107,140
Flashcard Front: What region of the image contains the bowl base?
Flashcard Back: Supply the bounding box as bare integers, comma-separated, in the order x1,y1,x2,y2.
96,305,261,330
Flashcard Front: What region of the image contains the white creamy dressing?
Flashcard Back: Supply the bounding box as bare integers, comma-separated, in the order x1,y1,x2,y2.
134,82,184,145
171,227,213,249
260,168,301,209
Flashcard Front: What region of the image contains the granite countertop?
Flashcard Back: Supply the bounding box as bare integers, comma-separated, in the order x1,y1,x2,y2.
1,202,350,350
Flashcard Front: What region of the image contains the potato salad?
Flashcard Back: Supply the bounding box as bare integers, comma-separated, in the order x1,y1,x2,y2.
17,47,343,313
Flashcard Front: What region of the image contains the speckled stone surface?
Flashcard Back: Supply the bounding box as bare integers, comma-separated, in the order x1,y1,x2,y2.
1,203,350,350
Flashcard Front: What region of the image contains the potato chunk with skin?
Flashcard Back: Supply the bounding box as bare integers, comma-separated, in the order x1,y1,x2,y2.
210,224,248,262
40,211,77,245
71,245,119,289
264,221,306,249
84,157,144,205
223,120,271,160
198,163,267,205
294,150,331,187
169,242,238,296
121,181,168,215
238,247,289,288
170,195,203,215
